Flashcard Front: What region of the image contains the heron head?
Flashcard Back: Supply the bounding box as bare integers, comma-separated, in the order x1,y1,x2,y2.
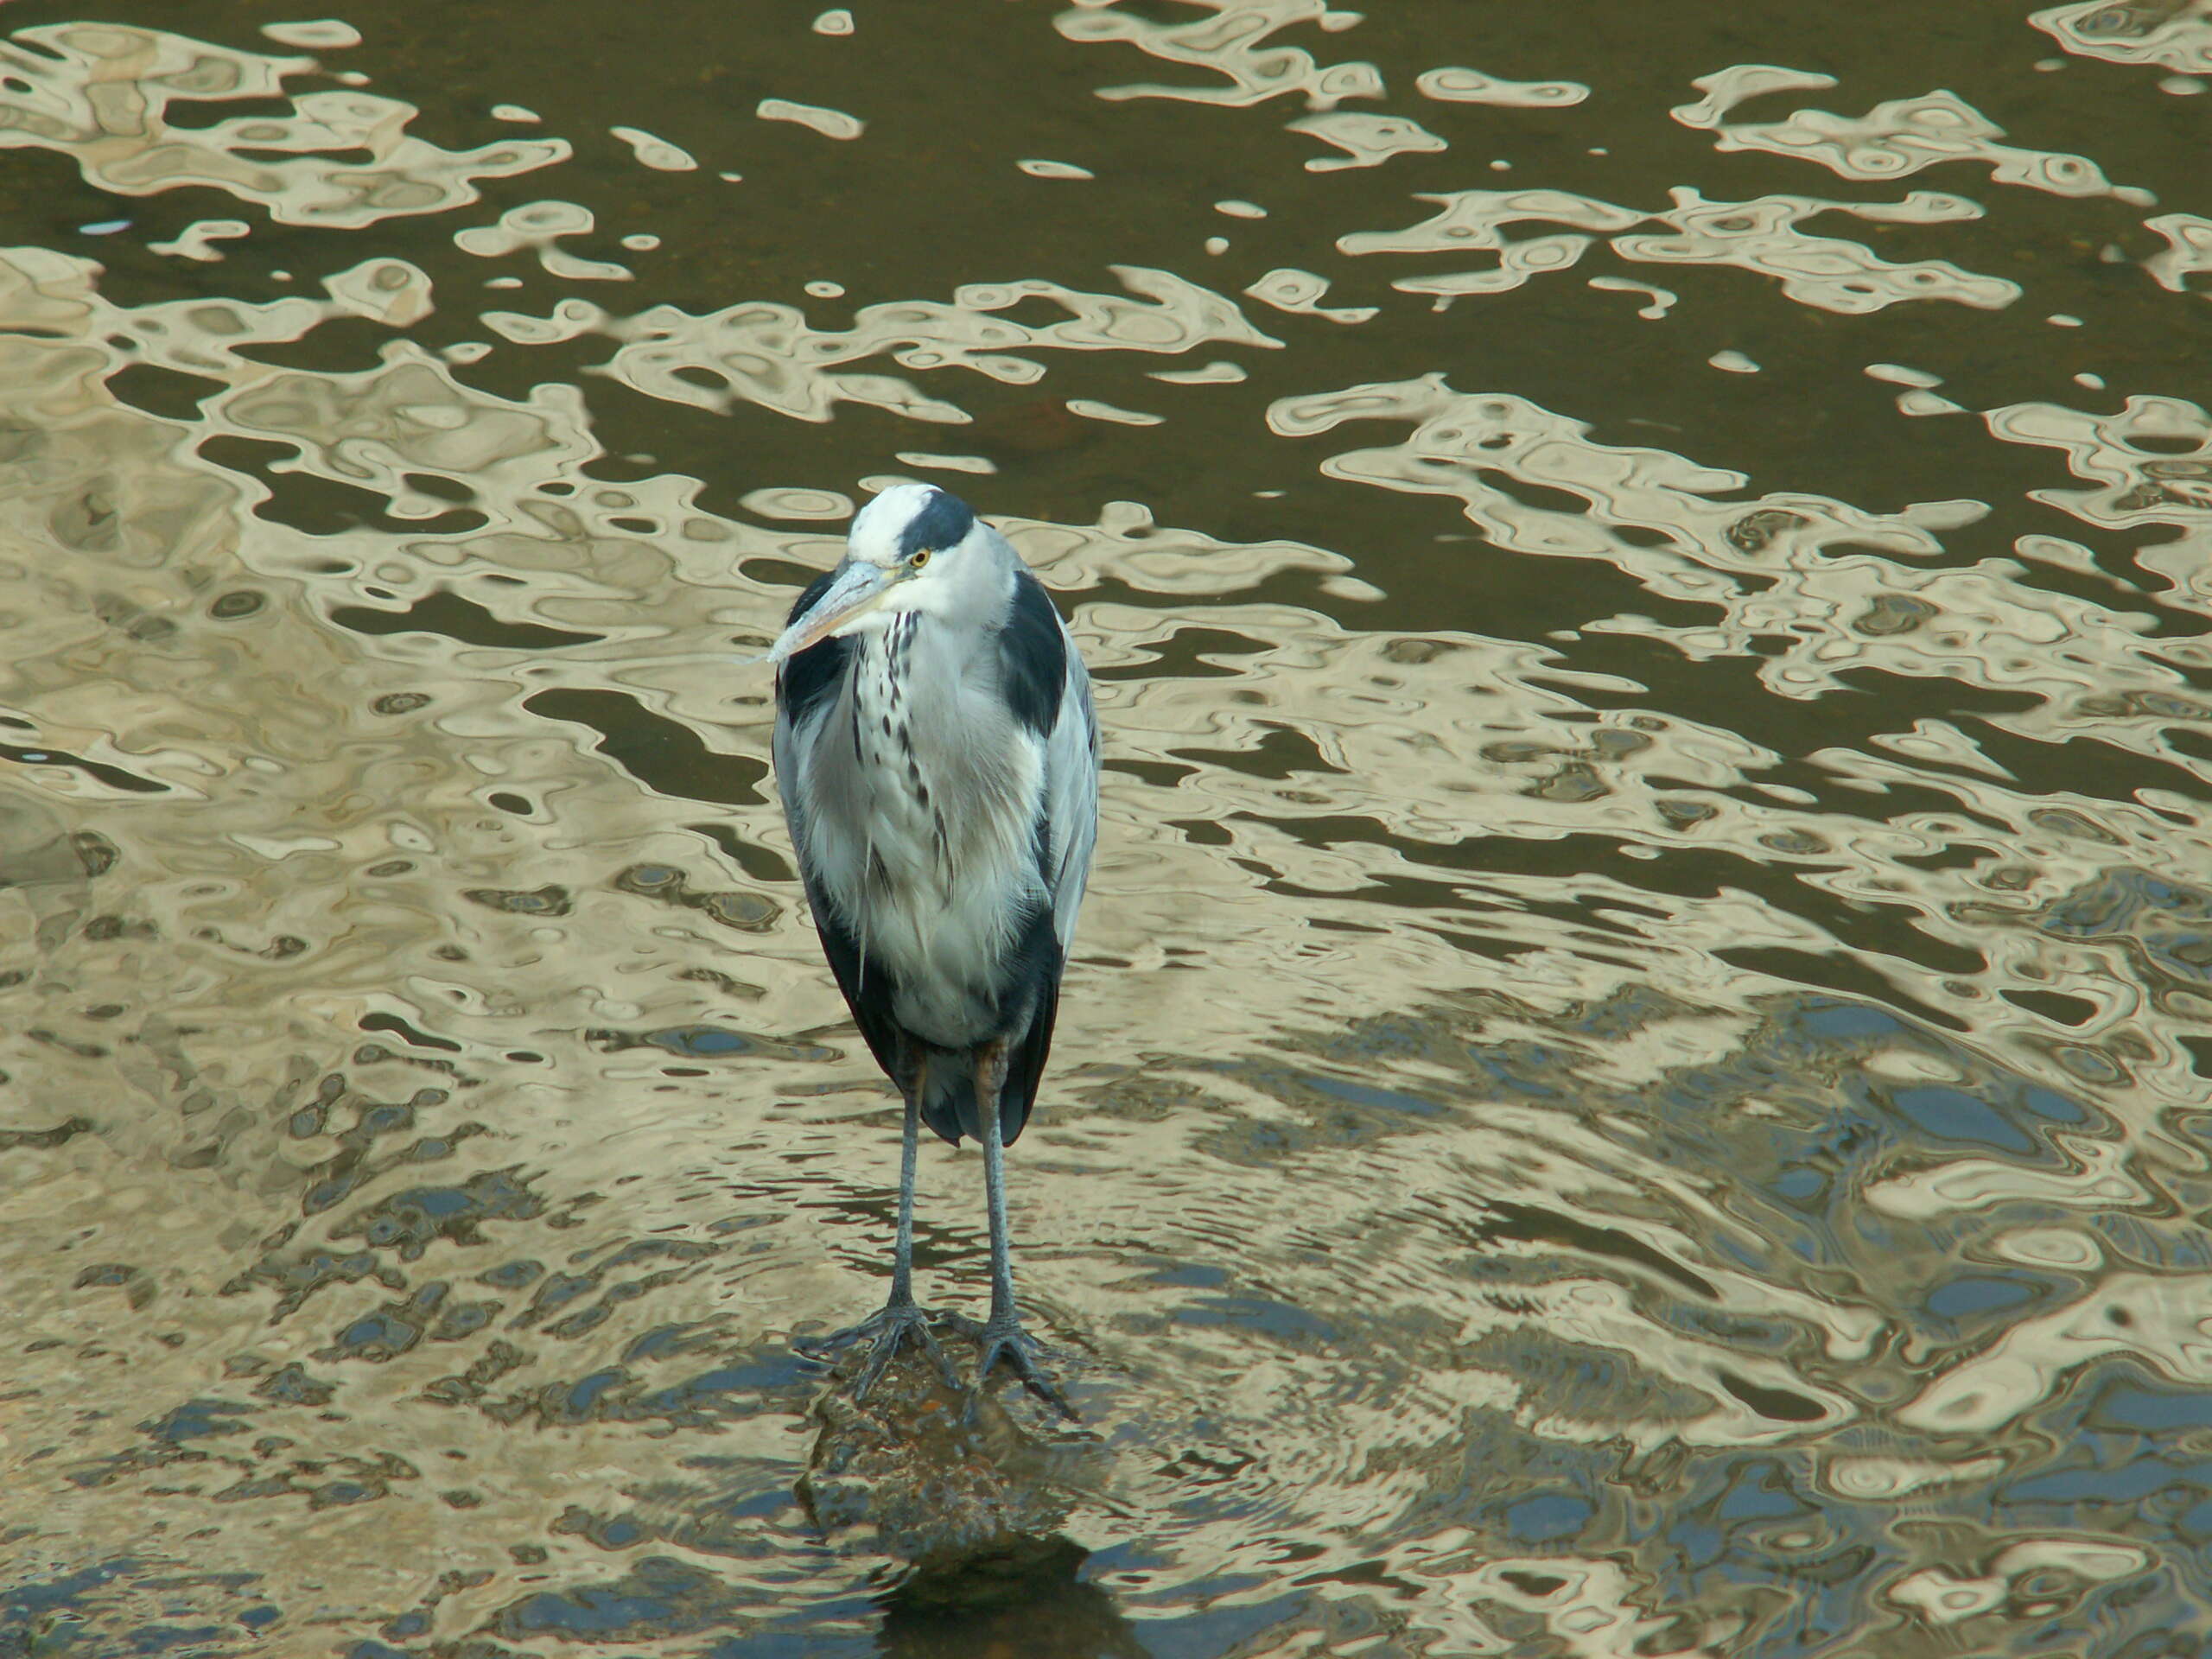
765,483,985,665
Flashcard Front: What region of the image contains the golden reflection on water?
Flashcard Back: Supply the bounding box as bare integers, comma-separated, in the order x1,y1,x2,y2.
2,3,2212,1653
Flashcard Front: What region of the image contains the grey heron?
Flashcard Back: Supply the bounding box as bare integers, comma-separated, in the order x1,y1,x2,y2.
766,483,1098,1414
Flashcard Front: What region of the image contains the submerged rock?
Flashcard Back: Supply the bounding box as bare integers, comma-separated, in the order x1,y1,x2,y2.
797,1326,1100,1567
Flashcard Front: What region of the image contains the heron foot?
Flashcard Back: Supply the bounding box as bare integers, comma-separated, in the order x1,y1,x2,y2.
796,1299,961,1398
964,1313,1078,1421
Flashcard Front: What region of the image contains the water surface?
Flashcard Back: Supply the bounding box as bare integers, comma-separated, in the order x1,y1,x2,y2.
2,2,2210,1654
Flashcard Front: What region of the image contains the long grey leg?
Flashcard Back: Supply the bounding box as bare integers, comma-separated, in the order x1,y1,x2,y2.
797,1060,958,1395
980,1059,1018,1330
888,1083,921,1309
970,1040,1075,1418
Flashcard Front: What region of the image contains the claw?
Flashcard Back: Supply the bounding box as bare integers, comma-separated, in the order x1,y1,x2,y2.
797,1300,961,1397
969,1316,1077,1421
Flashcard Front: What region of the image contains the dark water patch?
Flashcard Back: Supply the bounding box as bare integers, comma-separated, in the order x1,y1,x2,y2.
461,884,574,917
526,688,768,805
65,1397,258,1491
0,742,168,794
105,361,224,420
359,1010,462,1052
1463,1200,1719,1300
586,1024,834,1064
332,1168,548,1262
0,1116,92,1152
492,1554,761,1646
332,589,605,651
613,861,781,930
1715,1370,1831,1424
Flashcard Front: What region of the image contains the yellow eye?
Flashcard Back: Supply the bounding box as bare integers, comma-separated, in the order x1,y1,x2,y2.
909,549,932,570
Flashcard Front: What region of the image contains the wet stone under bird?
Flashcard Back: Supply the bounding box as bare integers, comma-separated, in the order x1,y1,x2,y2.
0,0,2209,1655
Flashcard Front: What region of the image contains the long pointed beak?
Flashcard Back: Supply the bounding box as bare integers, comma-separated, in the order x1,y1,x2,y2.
764,562,892,666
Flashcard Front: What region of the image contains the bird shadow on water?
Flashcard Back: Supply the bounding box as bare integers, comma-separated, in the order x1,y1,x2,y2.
875,1535,1150,1659
798,1341,1148,1656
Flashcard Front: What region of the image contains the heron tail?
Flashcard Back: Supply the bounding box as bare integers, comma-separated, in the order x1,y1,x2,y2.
913,919,1064,1148
916,999,1056,1148
918,1058,984,1147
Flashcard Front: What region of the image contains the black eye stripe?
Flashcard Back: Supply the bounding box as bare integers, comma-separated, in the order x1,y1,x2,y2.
895,489,975,558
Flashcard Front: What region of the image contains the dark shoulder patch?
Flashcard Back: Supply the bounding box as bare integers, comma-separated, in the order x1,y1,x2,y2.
999,570,1067,737
897,489,975,558
776,570,850,729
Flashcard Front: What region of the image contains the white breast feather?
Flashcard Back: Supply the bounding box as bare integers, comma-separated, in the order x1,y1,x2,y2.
793,629,1049,1048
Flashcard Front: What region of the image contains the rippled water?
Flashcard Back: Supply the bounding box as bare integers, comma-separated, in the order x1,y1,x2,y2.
3,1,2209,1653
